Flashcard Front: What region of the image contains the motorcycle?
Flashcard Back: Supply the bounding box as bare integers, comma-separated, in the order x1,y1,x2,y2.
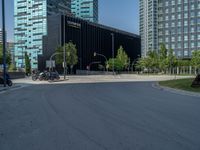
32,71,60,81
38,71,50,81
48,71,60,81
0,77,13,87
32,73,39,81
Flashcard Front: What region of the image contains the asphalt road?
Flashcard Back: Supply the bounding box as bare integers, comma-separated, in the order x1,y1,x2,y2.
0,82,200,150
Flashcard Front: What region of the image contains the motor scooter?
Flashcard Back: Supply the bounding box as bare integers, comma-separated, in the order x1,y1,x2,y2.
0,77,13,86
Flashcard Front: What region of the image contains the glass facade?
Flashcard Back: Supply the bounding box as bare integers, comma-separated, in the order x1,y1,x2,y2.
140,0,200,58
14,0,70,69
140,0,158,57
71,0,98,23
158,0,200,58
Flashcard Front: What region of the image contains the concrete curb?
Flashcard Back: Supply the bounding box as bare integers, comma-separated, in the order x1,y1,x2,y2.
152,82,200,98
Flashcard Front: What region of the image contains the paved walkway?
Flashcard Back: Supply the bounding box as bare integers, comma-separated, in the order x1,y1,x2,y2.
0,74,195,93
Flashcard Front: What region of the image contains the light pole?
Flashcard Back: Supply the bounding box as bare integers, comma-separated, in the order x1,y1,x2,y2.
94,52,108,72
63,15,66,80
2,0,6,87
111,33,114,75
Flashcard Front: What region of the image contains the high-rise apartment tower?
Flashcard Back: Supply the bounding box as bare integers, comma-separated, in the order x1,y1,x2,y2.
14,0,71,68
140,0,200,58
140,0,158,57
71,0,98,23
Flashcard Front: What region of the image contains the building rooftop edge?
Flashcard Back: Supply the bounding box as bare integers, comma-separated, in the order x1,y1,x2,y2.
51,14,140,38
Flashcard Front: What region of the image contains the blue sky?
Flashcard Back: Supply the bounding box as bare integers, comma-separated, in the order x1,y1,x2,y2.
0,0,139,42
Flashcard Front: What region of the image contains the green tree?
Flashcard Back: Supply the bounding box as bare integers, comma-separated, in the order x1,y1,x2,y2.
159,43,168,72
191,50,200,68
135,51,159,73
25,52,31,75
191,50,200,74
56,42,78,73
177,59,191,67
166,49,177,74
135,57,151,71
107,46,129,71
159,43,167,59
0,43,11,65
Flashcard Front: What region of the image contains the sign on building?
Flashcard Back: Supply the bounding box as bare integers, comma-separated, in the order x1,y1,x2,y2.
46,60,55,68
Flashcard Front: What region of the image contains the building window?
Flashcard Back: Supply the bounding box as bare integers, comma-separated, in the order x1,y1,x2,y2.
198,35,200,40
165,23,169,28
184,43,188,48
171,44,175,49
178,14,181,19
184,21,188,26
177,43,181,48
178,36,181,41
171,36,175,42
177,21,181,27
177,51,181,57
191,42,195,48
184,13,188,18
191,35,195,40
184,50,188,56
171,15,175,20
165,37,169,42
171,22,175,27
184,27,188,33
191,27,195,33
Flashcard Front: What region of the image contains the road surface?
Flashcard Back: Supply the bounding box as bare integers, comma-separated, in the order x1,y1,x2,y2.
0,81,200,150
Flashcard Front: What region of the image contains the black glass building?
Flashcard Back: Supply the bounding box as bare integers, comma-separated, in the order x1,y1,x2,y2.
39,15,141,71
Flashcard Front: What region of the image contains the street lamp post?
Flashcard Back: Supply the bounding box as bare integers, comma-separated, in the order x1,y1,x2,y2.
2,0,6,87
63,15,66,80
111,33,115,75
94,52,108,72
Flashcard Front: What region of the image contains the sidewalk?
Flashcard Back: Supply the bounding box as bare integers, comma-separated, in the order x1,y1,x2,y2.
0,74,194,93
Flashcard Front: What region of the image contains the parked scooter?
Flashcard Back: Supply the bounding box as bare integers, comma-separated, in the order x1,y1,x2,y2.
48,71,60,81
0,74,13,87
32,70,60,81
32,71,40,81
38,71,50,81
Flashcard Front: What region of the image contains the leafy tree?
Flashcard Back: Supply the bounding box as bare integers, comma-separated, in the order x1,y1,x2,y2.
191,50,200,74
107,46,129,71
191,50,200,68
147,51,159,71
167,49,177,67
135,57,151,71
0,43,11,65
177,59,191,67
159,43,167,59
159,43,168,72
56,42,78,73
25,52,31,75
